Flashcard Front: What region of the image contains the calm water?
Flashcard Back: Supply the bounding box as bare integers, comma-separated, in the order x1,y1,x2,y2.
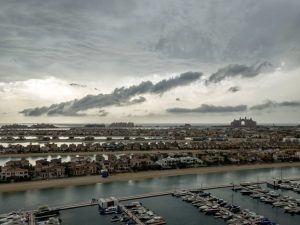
0,166,299,225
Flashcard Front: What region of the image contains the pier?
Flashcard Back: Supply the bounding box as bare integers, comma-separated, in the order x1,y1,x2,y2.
28,213,35,225
119,204,144,225
55,201,98,211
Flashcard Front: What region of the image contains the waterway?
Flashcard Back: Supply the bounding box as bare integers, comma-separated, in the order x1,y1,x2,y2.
0,166,299,225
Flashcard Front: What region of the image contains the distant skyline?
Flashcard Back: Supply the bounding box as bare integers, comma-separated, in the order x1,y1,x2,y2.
1,0,300,124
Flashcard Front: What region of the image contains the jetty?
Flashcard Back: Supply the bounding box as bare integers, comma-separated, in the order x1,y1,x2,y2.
119,204,144,225
28,212,35,225
56,201,98,211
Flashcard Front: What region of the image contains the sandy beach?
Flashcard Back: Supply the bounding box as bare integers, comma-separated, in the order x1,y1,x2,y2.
0,162,299,193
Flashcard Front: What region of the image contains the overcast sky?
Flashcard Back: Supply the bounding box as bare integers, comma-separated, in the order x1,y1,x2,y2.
1,0,300,124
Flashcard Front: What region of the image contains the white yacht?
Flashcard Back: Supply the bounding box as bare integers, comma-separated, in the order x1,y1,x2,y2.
37,217,60,225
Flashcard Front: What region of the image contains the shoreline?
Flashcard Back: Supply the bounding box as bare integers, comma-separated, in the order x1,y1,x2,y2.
0,162,299,193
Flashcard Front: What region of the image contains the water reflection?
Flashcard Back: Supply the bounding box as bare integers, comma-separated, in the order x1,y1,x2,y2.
0,166,299,214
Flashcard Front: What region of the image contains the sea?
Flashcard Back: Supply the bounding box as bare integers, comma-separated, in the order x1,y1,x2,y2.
0,166,299,225
0,123,298,128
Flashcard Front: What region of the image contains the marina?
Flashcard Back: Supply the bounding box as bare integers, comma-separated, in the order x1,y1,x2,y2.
1,177,300,225
173,190,277,225
1,166,300,225
267,179,300,194
235,183,300,215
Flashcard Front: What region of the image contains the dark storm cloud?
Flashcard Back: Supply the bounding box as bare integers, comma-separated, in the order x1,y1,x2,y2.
166,100,300,114
250,100,300,110
98,109,108,117
151,72,202,93
20,72,202,116
69,83,87,88
167,104,247,113
227,86,240,93
1,0,300,83
206,61,274,84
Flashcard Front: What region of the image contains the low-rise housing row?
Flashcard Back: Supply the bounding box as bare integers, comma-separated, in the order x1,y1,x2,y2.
1,138,300,155
1,148,299,183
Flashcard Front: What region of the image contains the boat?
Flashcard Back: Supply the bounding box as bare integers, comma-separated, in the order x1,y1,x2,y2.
240,189,253,195
124,219,136,225
219,201,228,207
222,214,233,221
37,217,61,225
263,198,275,204
288,207,300,215
120,215,129,222
100,206,120,215
267,178,285,189
145,216,166,225
251,193,264,199
0,217,10,223
199,205,209,211
110,215,119,222
268,191,280,198
1,222,25,225
0,212,17,220
125,202,142,209
257,218,276,225
279,184,293,190
198,192,211,197
232,186,243,191
272,201,288,207
260,189,269,193
172,190,189,197
205,208,219,215
0,211,28,225
293,187,300,193
35,205,59,218
227,205,240,213
138,214,152,221
240,182,251,186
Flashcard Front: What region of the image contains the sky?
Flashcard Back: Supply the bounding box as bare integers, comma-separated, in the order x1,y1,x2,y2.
0,0,300,124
